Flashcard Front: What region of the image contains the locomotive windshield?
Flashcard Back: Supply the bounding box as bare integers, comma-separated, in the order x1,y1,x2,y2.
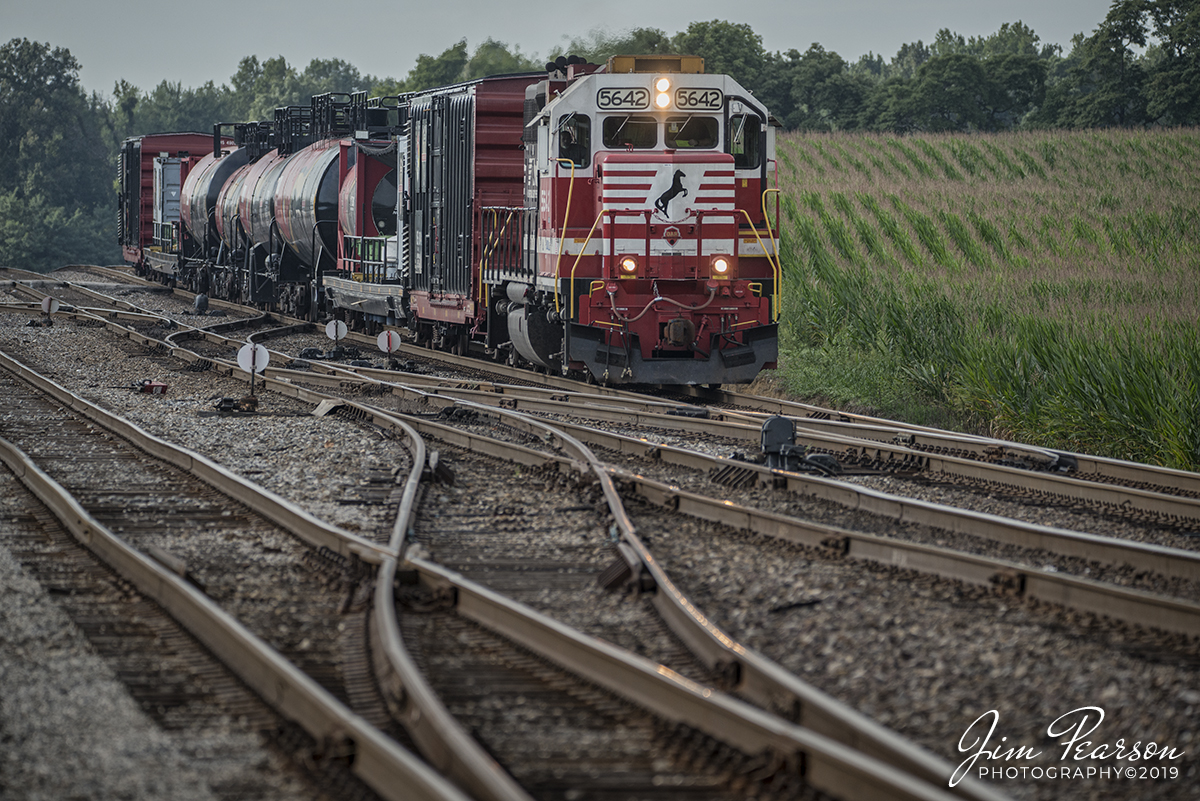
602,116,657,149
665,117,718,149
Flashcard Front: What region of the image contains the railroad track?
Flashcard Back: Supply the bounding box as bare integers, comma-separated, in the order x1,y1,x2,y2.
142,308,1200,601
0,353,461,801
28,270,1200,799
0,462,378,800
21,275,1200,623
2,308,991,801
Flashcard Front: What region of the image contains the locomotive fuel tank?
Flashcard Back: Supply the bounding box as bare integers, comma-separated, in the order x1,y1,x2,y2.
274,139,341,270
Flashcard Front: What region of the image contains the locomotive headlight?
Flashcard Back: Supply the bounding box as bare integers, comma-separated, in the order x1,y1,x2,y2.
655,77,671,92
712,256,731,276
655,92,671,109
619,256,638,276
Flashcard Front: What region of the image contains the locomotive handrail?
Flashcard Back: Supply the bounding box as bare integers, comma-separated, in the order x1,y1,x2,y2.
568,208,613,320
739,203,781,322
551,158,577,314
762,186,782,320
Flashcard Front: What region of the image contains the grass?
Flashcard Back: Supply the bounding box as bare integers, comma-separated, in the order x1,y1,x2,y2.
773,128,1200,470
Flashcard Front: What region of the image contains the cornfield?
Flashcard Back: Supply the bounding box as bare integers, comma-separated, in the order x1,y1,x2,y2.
775,128,1200,470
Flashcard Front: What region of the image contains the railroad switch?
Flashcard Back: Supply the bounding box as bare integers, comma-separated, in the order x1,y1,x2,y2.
760,416,842,476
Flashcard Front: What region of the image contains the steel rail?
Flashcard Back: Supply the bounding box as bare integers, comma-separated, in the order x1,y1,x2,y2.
227,328,1200,527
0,404,468,801
0,332,534,801
360,417,536,801
295,359,764,423
436,402,1005,801
157,333,1190,796
0,348,390,564
351,367,1200,527
510,413,1200,586
788,426,1200,524
15,305,1197,590
680,385,1200,500
58,264,139,281
621,471,1200,638
1,266,50,280
780,417,1065,467
25,286,1180,796
94,302,1002,801
70,308,1197,769
404,555,972,801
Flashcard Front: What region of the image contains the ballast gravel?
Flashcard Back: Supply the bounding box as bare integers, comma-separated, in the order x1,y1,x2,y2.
0,540,220,801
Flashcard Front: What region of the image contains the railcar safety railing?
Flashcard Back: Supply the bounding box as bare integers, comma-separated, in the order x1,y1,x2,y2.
478,206,531,297
341,234,396,284
152,221,180,253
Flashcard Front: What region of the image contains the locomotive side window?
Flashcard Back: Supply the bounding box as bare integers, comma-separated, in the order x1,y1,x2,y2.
729,114,762,169
602,116,657,149
557,114,590,168
665,116,718,149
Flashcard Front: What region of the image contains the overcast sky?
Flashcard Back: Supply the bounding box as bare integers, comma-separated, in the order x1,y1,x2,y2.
5,0,1114,96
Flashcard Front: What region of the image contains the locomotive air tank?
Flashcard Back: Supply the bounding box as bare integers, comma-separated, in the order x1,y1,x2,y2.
274,139,341,270
180,147,250,254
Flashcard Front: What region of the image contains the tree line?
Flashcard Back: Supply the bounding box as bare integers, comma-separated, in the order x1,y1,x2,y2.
1,0,1196,270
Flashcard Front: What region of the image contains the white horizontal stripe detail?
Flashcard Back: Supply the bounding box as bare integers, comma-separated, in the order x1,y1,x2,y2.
601,190,652,199
602,175,656,184
538,237,741,255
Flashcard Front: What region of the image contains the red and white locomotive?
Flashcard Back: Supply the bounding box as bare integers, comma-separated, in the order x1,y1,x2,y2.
119,54,780,385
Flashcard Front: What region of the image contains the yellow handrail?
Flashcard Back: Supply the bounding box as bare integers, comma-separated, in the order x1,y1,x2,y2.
552,158,576,313
738,191,781,322
569,208,612,321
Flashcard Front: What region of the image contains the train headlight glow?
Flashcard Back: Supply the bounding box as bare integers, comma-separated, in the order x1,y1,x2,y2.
619,256,638,275
712,256,731,275
655,77,671,92
655,92,671,109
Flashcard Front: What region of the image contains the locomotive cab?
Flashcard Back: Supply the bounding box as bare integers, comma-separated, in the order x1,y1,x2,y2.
498,54,780,385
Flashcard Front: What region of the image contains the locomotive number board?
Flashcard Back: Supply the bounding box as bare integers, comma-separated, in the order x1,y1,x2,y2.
674,88,723,110
597,87,650,110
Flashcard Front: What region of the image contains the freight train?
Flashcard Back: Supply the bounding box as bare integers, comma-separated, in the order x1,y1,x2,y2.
118,54,781,385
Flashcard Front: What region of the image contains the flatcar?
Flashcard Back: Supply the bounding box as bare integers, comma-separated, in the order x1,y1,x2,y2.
118,54,781,385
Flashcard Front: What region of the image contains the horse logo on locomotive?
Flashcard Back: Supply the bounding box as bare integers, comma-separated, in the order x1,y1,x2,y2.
118,54,780,385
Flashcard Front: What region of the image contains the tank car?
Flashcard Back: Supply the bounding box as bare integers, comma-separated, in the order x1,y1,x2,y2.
120,94,400,319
